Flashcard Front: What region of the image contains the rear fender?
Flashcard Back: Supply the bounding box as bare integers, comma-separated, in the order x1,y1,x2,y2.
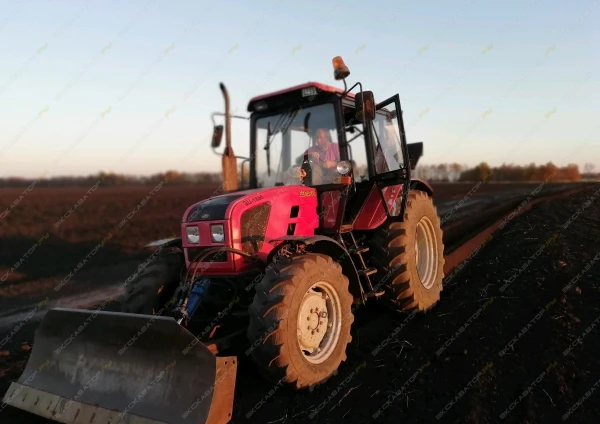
271,236,364,302
409,178,433,197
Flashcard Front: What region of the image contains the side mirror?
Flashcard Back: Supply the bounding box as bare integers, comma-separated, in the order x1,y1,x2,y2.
355,91,376,123
211,125,223,148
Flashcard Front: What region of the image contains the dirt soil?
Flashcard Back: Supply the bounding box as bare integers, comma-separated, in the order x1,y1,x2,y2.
0,185,220,311
1,183,599,423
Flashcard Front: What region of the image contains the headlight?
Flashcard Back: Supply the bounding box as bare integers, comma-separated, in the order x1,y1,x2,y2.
186,226,200,244
336,160,351,175
211,224,224,243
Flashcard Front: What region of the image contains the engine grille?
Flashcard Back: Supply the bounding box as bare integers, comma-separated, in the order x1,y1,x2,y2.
240,203,271,254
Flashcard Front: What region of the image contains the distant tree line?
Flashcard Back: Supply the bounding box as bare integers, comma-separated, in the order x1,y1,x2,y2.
0,163,596,188
581,163,598,180
0,171,222,188
413,162,589,183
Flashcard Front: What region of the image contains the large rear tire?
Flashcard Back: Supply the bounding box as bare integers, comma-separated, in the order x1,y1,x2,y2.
119,250,185,315
247,253,354,389
370,190,445,312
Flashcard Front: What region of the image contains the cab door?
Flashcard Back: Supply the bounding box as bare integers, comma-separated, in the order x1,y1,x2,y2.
370,94,411,219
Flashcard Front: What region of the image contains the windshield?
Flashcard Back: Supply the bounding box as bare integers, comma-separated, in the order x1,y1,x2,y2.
255,103,340,187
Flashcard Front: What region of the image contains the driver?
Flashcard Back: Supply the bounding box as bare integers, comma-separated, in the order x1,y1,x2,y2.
297,128,340,169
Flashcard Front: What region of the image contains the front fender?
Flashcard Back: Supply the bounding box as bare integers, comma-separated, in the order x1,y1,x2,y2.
144,237,183,248
270,236,363,302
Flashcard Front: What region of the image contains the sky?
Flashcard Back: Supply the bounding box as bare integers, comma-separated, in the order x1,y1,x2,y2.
0,0,598,178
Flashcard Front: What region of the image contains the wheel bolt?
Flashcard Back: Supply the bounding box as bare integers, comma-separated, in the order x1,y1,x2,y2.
316,328,319,333
310,309,313,313
307,316,310,321
311,330,315,335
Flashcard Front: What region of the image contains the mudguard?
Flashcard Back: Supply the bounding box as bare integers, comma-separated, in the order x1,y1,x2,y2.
2,308,236,424
271,235,364,301
144,237,182,248
409,178,433,196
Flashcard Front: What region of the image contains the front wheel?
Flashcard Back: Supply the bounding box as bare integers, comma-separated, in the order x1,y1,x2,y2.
119,250,184,315
246,253,354,389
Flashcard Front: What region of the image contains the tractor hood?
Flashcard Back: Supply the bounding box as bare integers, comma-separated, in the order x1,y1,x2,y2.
182,185,320,266
184,187,282,223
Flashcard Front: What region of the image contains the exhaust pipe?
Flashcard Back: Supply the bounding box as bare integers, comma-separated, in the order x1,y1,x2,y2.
220,83,232,151
219,83,239,192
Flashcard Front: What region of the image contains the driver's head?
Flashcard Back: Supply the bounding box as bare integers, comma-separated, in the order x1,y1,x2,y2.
314,129,331,150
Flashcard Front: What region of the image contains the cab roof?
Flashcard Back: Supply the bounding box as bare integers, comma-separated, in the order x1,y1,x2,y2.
247,82,354,112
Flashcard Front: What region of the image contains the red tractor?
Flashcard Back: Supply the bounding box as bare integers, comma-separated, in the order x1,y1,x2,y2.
4,57,444,424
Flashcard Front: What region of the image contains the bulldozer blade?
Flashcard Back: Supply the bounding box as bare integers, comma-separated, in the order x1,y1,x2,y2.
2,307,237,424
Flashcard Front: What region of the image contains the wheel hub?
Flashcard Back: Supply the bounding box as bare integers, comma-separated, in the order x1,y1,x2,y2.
415,216,438,289
296,281,342,364
298,293,328,351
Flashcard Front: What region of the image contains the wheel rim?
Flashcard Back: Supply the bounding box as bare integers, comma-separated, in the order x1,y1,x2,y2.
415,216,438,289
297,280,342,364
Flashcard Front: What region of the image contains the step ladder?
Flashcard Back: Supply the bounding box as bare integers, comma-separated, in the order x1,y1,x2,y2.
339,232,385,299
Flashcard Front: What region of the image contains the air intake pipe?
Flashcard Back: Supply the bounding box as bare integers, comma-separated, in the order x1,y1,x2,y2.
220,82,239,192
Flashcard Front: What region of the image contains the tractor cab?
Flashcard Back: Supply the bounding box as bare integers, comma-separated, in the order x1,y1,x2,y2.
211,57,425,234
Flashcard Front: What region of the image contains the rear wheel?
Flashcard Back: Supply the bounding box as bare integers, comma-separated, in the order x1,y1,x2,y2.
370,190,445,312
247,253,354,389
119,249,185,315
